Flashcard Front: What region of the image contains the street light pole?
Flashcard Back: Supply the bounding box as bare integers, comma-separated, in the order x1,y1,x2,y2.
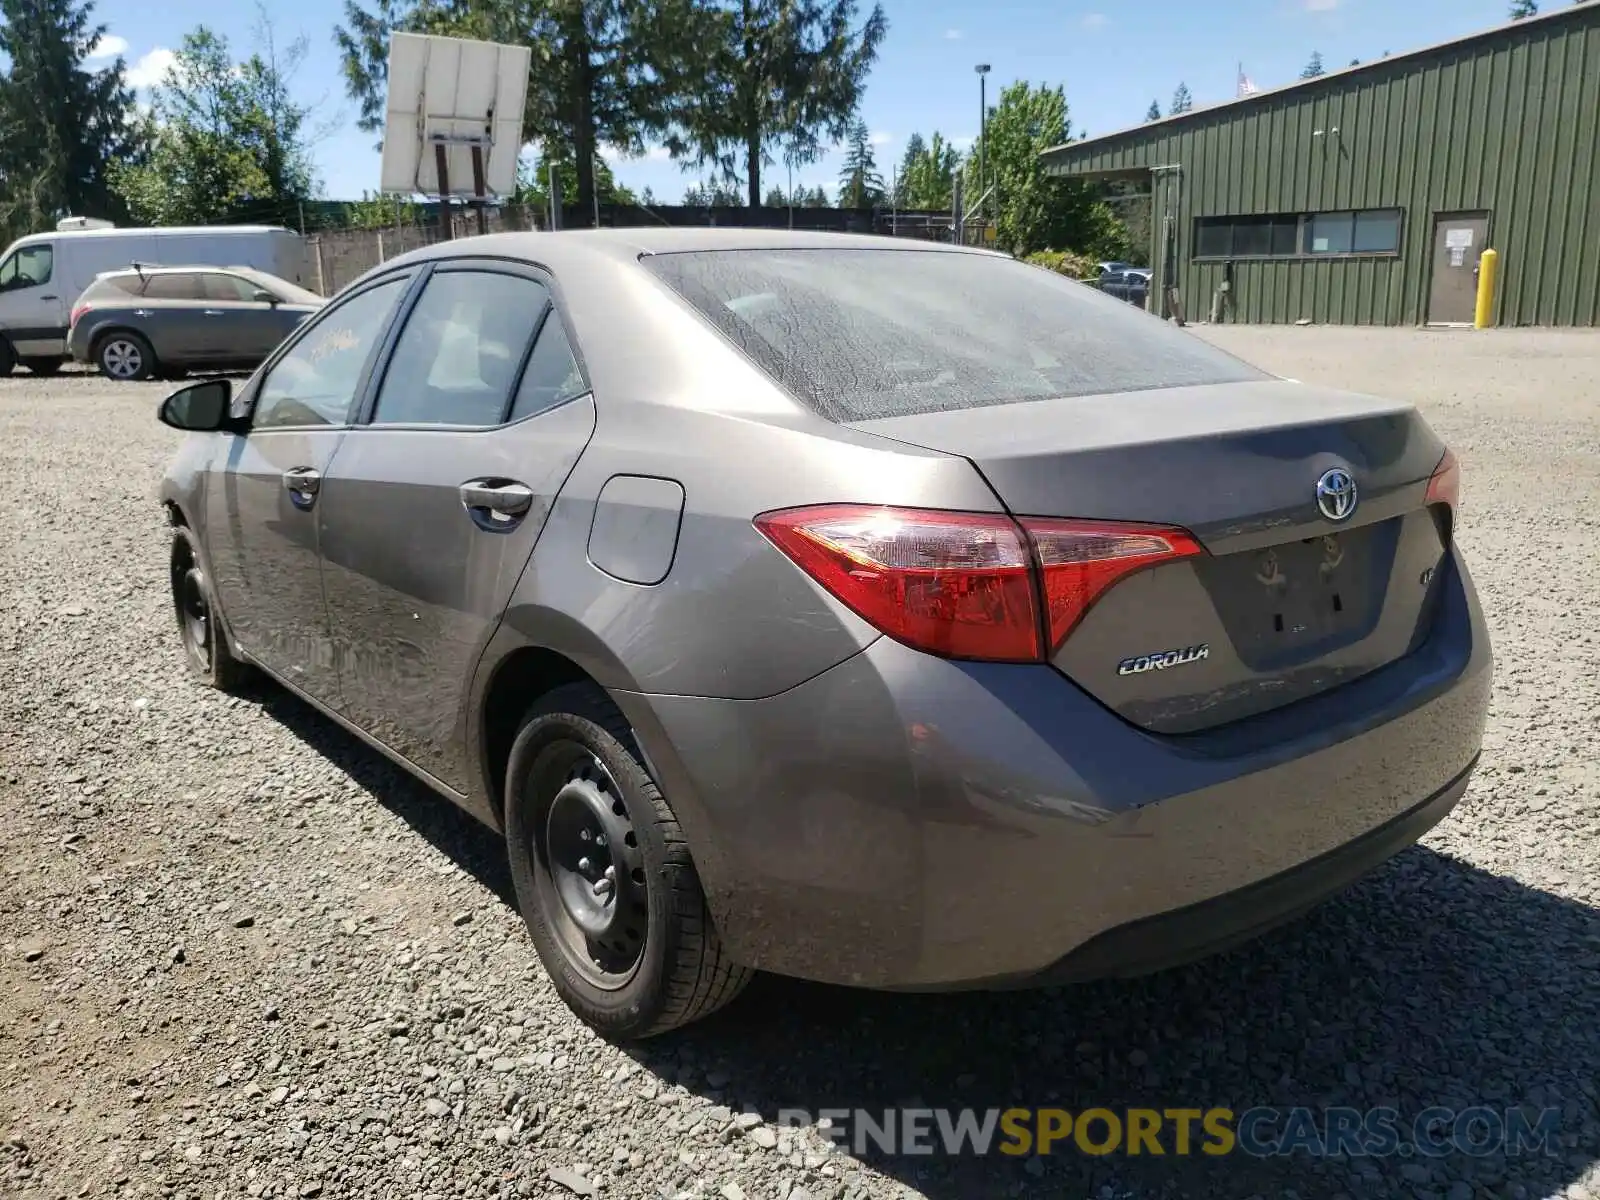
975,63,991,238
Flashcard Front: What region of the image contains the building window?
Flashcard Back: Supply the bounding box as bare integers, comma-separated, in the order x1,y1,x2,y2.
1194,208,1403,260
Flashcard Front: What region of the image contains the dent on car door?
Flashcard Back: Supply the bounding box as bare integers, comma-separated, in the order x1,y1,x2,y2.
314,266,596,793
202,274,412,704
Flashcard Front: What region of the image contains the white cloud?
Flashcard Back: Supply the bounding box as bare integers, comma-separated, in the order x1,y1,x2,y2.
126,48,176,89
1082,12,1110,30
950,135,976,150
1304,0,1338,8
869,131,893,146
87,33,128,61
943,28,964,40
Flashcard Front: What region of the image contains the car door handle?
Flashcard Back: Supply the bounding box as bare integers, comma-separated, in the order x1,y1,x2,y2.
41,294,58,301
282,467,320,509
459,479,534,530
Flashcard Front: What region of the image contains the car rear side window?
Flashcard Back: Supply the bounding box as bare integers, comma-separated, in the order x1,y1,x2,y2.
371,270,550,427
508,311,586,422
142,273,209,301
642,248,1267,422
253,277,407,430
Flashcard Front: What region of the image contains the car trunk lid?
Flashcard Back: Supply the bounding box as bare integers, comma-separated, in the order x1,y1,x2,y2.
852,378,1453,733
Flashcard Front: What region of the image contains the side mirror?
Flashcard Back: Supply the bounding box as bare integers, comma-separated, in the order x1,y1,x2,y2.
252,288,279,305
158,379,232,432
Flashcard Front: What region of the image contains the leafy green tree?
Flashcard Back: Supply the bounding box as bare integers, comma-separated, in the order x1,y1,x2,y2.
514,141,636,213
836,118,884,206
664,0,887,206
345,190,421,228
898,130,960,209
1508,0,1537,16
961,80,1127,259
111,26,316,226
336,0,702,215
1169,81,1192,115
1301,50,1325,78
1144,99,1161,122
0,0,142,239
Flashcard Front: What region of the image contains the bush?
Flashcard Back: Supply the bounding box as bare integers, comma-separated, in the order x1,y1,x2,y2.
1020,249,1101,281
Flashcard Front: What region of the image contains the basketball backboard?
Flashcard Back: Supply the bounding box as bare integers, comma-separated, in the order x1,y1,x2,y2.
379,31,531,199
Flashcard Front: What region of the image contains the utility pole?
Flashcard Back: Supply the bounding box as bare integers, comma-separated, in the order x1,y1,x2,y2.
975,63,991,231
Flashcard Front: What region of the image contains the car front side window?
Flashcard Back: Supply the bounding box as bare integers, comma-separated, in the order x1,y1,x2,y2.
204,274,262,302
369,270,551,428
0,245,53,290
252,277,408,431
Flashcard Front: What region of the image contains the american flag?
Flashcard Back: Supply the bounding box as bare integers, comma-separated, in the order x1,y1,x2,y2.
1237,64,1261,97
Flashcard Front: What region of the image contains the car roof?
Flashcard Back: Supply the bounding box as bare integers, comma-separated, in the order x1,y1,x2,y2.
381,227,1005,277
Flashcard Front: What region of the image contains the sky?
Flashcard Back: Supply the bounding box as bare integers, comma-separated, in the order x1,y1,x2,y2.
85,0,1529,205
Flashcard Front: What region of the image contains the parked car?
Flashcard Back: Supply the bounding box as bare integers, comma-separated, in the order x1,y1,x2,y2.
155,229,1490,1040
0,219,309,377
1101,267,1153,308
70,265,324,381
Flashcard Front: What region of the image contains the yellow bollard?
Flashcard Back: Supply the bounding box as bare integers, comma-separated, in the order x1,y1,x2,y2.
1474,247,1498,329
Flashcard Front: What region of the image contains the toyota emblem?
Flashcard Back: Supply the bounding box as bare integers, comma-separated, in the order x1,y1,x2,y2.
1316,468,1358,522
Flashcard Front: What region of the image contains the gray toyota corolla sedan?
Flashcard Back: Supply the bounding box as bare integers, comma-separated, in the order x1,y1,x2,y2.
155,229,1491,1039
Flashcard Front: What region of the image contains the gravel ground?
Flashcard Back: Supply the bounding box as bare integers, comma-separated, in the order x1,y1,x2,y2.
2,329,1598,1200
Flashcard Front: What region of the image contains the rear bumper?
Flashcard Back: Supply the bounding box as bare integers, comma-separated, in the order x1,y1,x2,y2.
990,755,1474,990
611,548,1492,989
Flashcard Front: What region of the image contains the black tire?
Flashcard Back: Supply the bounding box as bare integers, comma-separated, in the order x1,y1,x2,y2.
169,525,250,691
504,683,752,1039
95,330,156,382
0,339,14,379
20,356,62,376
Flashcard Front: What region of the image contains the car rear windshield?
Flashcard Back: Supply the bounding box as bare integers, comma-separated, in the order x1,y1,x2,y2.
642,248,1268,422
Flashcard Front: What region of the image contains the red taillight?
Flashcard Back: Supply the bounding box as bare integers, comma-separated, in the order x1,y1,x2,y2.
755,504,1042,661
1023,518,1205,652
1425,448,1460,512
69,303,90,328
754,504,1203,663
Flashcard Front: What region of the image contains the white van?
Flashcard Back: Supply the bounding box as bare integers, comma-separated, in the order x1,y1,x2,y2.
0,220,310,376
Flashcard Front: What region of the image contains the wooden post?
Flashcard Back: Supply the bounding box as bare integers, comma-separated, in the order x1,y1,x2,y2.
434,142,453,241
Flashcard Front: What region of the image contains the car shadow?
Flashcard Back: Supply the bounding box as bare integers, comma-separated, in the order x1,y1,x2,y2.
256,686,1597,1200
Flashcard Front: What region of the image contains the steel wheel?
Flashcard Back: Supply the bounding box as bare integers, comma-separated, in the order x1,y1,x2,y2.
529,742,650,989
99,337,148,380
177,565,212,673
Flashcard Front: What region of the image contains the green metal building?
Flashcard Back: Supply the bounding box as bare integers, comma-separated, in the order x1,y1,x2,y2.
1040,3,1600,327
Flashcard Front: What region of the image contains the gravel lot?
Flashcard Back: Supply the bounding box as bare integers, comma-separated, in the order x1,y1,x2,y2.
2,327,1598,1200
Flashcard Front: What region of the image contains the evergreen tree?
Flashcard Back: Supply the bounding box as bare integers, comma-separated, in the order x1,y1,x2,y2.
1301,50,1325,78
1508,0,1538,16
764,184,788,205
0,0,142,239
665,0,887,206
836,118,884,206
893,132,925,205
899,130,959,209
1145,99,1161,122
111,26,317,226
801,184,831,207
1169,82,1193,115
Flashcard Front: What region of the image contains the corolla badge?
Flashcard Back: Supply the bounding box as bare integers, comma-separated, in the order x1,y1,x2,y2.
1316,467,1358,522
1117,644,1210,676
